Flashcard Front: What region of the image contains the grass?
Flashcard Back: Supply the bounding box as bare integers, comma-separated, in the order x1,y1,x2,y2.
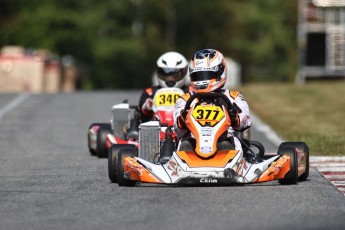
237,80,345,156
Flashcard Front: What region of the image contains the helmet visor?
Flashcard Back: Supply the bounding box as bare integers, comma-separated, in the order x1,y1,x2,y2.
190,71,219,82
157,67,187,82
190,63,224,82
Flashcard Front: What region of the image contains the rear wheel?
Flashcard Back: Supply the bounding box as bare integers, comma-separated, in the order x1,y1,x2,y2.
108,144,136,183
278,146,298,185
117,148,137,186
96,124,112,158
279,142,309,181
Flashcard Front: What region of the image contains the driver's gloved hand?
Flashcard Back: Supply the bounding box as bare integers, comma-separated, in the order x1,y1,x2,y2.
141,98,154,116
228,105,240,128
177,109,188,130
142,98,153,111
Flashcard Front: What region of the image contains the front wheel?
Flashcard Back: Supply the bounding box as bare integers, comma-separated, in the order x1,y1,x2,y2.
108,144,136,183
117,148,137,186
279,142,309,181
278,146,298,185
96,124,112,158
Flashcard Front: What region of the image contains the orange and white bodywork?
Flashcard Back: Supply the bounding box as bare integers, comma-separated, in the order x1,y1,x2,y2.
119,95,308,185
121,149,301,184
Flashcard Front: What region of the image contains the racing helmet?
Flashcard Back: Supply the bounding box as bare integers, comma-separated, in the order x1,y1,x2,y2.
189,49,227,92
156,51,188,88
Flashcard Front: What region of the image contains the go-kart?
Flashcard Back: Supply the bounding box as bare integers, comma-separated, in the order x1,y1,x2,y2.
108,92,309,186
87,87,185,158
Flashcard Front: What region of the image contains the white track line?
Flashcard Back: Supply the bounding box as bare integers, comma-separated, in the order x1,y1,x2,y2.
251,113,285,146
0,93,30,121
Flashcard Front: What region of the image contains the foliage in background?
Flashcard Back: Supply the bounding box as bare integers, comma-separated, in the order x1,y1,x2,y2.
239,81,345,156
0,0,298,89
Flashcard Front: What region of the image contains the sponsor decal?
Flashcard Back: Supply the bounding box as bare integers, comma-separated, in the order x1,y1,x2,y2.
196,60,204,66
235,158,248,178
199,102,215,107
167,160,181,176
200,146,212,154
200,178,218,183
200,127,214,136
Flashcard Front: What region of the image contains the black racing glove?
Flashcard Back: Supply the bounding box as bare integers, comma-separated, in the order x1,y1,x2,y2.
228,103,241,128
177,109,188,130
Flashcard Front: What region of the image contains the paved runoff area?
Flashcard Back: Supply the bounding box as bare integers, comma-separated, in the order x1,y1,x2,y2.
311,156,345,196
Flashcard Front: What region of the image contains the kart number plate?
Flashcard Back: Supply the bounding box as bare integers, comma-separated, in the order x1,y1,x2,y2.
192,104,225,127
154,91,183,107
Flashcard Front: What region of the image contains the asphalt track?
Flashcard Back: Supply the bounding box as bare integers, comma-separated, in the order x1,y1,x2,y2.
0,91,345,230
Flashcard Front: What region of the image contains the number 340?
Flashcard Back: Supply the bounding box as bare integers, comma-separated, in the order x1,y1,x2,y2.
159,94,179,104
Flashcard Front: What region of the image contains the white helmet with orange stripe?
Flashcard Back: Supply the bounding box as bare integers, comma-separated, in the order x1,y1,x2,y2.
189,49,227,92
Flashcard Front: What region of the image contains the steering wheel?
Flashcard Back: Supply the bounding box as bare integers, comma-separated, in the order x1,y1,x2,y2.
183,92,233,113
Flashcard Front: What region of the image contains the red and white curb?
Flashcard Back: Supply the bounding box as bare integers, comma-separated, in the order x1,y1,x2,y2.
310,156,345,196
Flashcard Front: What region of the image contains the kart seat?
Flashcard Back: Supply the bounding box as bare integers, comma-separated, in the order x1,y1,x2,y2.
179,138,196,151
217,140,235,151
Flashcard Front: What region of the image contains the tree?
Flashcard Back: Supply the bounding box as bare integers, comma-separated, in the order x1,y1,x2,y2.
0,0,299,89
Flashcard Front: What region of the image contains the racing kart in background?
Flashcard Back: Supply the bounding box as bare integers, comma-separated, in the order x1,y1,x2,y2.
87,87,185,158
108,92,309,186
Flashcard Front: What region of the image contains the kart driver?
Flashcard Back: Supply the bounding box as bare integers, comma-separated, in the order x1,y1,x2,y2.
173,49,253,159
126,51,192,139
139,51,192,122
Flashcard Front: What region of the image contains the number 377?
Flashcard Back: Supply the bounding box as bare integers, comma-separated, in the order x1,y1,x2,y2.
195,109,220,120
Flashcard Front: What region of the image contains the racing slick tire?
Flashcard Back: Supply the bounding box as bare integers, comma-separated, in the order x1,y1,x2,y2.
117,148,138,186
279,142,309,181
108,144,136,183
96,123,112,158
277,146,298,185
87,123,105,156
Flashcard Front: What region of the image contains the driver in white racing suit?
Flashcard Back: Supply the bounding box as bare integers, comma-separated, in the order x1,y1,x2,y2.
173,49,252,157
139,51,192,122
126,51,192,139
